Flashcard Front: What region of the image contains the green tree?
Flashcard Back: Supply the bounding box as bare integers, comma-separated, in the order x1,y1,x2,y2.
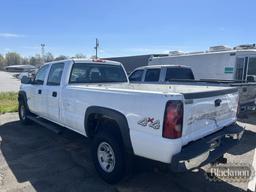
5,52,21,66
0,54,5,70
29,54,42,66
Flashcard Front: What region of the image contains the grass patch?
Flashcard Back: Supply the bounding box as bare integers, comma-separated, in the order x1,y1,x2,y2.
0,92,18,114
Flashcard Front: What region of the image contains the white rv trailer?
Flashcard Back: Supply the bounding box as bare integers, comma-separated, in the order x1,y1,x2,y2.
149,44,256,81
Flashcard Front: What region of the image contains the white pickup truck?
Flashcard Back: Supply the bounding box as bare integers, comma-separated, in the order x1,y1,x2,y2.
19,59,244,184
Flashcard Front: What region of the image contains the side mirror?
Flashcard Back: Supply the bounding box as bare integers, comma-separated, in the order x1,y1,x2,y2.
21,76,32,84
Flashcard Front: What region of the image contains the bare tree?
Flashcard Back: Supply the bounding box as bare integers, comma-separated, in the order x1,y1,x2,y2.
45,52,54,62
54,55,68,61
74,53,86,58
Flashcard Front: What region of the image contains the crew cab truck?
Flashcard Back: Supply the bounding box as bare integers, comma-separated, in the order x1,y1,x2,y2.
129,65,256,113
19,59,244,184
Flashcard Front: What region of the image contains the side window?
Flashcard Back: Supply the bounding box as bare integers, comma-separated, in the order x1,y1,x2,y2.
165,68,195,81
235,57,245,80
129,70,144,82
34,65,49,85
144,69,160,82
248,57,256,76
47,63,64,86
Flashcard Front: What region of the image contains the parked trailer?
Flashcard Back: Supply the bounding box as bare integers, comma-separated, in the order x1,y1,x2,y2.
148,44,256,112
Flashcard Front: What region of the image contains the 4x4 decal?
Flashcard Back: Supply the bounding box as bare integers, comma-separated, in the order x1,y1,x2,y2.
138,117,160,129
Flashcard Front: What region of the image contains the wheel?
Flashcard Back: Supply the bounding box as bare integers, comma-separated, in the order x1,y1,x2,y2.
92,129,126,184
18,100,32,125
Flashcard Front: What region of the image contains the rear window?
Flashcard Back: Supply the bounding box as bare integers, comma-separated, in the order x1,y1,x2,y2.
69,63,127,83
145,69,160,82
165,68,194,81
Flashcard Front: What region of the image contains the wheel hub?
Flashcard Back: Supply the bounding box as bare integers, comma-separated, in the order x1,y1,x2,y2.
97,142,116,173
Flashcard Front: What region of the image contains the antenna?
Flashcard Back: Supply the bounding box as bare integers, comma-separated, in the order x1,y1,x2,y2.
94,38,99,59
41,43,45,64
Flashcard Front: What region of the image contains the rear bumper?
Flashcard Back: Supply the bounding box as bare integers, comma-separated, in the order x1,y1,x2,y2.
170,123,244,172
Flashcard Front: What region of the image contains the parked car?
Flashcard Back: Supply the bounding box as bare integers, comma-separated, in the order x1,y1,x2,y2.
129,65,256,113
19,59,244,184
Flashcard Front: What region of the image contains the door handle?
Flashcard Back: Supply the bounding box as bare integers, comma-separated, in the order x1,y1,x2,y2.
38,89,42,94
52,91,57,97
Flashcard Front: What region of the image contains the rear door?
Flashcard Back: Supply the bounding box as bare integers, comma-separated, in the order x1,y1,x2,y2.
45,62,65,123
144,68,161,82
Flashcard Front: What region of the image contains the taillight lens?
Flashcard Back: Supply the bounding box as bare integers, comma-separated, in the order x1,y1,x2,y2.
163,101,183,139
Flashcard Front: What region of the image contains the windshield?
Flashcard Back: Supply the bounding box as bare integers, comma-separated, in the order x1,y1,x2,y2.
165,67,195,81
69,63,127,83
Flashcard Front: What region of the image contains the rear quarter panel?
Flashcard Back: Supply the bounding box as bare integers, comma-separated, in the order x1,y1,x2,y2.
60,86,184,162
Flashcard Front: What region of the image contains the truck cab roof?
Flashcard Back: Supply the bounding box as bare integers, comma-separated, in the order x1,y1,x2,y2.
43,58,123,66
135,64,191,70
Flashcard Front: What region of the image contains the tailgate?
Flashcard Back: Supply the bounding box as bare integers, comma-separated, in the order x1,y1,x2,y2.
181,88,238,146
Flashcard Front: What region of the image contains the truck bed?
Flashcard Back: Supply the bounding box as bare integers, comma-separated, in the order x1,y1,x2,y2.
69,83,237,97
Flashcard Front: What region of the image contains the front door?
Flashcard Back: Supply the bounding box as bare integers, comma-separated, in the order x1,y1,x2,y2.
28,64,49,116
45,63,65,123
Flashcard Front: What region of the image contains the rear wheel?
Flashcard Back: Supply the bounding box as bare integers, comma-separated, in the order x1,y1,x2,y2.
18,101,31,125
92,129,126,184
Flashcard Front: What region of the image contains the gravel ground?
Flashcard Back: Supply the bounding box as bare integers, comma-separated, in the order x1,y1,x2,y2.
0,113,255,192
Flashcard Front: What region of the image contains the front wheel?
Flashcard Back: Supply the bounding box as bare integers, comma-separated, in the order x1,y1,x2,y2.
92,130,126,184
18,101,31,125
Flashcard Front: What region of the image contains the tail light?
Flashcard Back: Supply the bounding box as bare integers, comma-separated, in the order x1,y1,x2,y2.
163,101,183,139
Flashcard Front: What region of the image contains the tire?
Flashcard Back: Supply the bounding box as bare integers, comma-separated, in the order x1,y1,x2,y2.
92,129,126,184
18,100,32,125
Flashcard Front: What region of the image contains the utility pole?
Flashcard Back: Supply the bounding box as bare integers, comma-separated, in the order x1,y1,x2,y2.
94,38,99,59
41,43,45,64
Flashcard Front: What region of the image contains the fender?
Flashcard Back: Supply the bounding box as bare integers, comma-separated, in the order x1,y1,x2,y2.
84,106,134,154
18,91,30,110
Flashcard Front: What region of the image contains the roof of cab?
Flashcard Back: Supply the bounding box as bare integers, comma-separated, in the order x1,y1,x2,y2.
136,64,191,70
44,58,122,66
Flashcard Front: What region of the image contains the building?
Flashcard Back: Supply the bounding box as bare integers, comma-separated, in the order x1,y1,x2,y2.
105,54,168,74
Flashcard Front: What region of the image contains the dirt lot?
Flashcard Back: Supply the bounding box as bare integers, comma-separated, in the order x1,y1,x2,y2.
0,113,255,192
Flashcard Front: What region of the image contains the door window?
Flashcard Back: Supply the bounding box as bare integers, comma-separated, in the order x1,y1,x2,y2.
34,65,49,85
248,57,256,76
129,70,144,82
47,63,64,85
144,69,160,82
235,58,245,80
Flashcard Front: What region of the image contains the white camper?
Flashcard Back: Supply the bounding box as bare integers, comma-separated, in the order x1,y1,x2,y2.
149,44,256,81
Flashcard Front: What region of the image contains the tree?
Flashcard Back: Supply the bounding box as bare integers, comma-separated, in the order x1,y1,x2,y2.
74,53,86,58
5,52,21,66
54,55,68,61
21,57,29,65
29,54,42,66
45,52,54,62
0,54,5,70
90,55,97,59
